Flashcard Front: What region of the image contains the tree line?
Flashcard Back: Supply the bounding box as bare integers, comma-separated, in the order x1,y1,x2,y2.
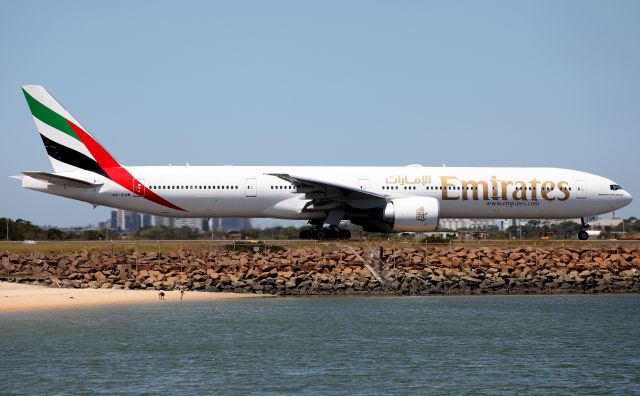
1,217,638,241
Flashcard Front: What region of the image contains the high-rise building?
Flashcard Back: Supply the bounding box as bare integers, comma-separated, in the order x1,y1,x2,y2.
110,211,118,230
124,211,141,231
142,214,152,228
114,209,142,232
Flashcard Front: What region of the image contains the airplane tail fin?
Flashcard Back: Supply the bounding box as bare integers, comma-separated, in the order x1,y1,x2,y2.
21,85,120,178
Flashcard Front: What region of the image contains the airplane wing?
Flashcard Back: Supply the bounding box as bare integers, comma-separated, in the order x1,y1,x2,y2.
22,171,103,189
266,173,387,211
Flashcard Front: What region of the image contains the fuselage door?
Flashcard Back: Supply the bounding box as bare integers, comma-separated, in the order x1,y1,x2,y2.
133,178,145,197
245,178,257,197
576,180,587,199
358,179,370,191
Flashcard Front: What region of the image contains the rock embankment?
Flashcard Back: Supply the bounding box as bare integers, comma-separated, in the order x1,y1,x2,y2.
1,246,639,295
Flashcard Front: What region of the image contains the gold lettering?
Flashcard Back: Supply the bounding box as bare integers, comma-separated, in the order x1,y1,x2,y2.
557,180,570,201
430,176,569,202
500,180,513,201
512,181,527,201
491,176,499,200
440,176,459,200
461,180,489,200
541,181,556,201
529,178,539,200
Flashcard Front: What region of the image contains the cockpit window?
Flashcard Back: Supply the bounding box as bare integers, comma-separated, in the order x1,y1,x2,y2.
610,184,622,191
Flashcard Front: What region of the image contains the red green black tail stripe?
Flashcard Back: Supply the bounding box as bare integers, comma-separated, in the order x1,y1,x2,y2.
65,119,185,211
23,87,186,212
24,89,80,141
39,133,108,178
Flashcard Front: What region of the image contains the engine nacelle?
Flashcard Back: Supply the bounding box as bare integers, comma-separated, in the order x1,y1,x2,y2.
382,196,439,232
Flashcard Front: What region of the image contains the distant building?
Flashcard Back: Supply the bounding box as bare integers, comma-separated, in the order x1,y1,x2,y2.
116,210,125,231
174,218,206,231
152,216,174,227
210,218,252,231
124,211,141,232
589,218,623,230
106,212,252,233
110,211,118,230
113,209,142,232
439,218,496,231
141,214,152,228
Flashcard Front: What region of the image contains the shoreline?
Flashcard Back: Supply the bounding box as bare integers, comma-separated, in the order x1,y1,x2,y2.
2,246,638,298
2,282,638,313
0,282,268,313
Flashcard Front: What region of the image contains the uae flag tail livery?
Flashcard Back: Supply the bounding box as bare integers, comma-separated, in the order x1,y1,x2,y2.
20,85,184,212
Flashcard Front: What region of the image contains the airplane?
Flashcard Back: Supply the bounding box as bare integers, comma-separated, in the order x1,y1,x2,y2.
14,85,632,240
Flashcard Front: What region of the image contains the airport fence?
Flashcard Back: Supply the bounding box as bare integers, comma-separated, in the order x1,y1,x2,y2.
1,239,639,254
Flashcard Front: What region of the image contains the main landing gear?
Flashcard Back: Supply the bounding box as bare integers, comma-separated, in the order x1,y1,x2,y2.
578,217,590,240
299,226,351,240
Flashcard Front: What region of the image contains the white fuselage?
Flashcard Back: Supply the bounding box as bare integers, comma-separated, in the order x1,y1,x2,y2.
21,165,632,222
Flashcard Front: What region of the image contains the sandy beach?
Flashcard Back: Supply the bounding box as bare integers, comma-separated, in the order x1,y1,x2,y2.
0,282,267,313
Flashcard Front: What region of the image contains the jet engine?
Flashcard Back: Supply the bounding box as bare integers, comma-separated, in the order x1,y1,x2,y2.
382,196,439,232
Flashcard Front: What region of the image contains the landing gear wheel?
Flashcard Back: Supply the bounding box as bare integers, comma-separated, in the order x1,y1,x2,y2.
299,226,351,240
578,230,589,240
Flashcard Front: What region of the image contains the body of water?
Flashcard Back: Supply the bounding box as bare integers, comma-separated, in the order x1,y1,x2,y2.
1,295,639,394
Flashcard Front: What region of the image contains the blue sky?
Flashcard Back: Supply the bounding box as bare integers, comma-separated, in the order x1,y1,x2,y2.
1,1,638,227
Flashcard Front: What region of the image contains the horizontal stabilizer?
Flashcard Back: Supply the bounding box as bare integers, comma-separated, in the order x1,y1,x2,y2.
22,171,103,189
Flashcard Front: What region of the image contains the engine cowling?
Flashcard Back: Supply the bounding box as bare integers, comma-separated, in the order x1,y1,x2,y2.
382,196,439,232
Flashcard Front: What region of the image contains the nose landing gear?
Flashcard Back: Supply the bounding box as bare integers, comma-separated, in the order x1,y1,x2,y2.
578,217,590,240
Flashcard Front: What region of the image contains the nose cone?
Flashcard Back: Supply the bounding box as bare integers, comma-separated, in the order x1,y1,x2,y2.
622,190,633,207
614,189,633,210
